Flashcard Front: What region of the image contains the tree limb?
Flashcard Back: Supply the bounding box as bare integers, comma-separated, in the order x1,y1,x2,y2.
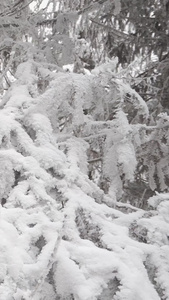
88,157,102,163
89,18,130,39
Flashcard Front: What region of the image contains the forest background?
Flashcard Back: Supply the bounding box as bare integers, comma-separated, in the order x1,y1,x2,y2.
0,0,169,299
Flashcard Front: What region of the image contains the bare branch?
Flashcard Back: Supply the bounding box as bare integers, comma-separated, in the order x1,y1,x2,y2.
88,157,102,163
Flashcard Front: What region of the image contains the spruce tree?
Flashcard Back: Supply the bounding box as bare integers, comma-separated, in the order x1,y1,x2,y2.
0,1,169,300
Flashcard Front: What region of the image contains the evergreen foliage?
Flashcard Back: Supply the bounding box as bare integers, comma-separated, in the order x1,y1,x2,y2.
0,1,169,300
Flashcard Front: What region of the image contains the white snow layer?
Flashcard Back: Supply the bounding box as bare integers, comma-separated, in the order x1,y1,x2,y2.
0,61,168,300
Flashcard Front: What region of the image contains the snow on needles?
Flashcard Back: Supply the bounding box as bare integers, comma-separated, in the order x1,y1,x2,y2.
0,60,168,300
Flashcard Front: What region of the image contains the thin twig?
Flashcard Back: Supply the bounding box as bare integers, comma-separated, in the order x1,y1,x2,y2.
140,188,147,203
88,157,102,163
89,18,130,39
